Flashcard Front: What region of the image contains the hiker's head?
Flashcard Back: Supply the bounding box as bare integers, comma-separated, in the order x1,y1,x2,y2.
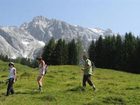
83,55,88,61
36,57,42,62
9,62,14,67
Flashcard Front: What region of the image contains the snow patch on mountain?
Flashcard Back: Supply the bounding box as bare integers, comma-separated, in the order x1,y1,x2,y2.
89,28,105,35
38,41,45,46
0,16,114,59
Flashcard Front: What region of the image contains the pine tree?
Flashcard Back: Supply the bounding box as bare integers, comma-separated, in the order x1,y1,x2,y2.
68,39,78,65
114,35,123,70
42,38,56,65
53,39,65,65
88,40,96,63
95,36,104,67
134,37,140,73
122,32,137,71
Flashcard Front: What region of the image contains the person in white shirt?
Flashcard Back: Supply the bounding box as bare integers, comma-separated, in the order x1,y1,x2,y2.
36,57,46,92
6,62,16,96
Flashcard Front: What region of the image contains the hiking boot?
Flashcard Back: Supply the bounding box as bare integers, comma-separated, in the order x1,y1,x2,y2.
81,87,86,91
38,87,42,93
5,94,9,96
92,86,96,91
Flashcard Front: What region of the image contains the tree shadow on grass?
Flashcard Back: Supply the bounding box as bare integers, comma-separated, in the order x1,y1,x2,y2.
15,89,40,95
35,94,57,102
66,86,84,92
41,95,56,101
125,86,140,90
15,91,30,95
102,95,126,105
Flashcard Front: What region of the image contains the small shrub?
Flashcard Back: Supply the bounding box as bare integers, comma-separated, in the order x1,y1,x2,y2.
67,86,82,92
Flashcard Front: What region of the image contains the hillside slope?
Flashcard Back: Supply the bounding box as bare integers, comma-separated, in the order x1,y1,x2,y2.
0,60,140,105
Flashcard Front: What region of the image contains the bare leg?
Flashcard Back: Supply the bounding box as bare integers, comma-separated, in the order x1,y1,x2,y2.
37,75,43,92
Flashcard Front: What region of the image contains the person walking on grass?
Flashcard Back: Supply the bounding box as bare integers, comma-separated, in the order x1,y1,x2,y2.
81,55,96,91
36,57,46,92
6,62,16,96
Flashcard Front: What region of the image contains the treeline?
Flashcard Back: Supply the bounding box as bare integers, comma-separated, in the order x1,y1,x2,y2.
0,38,82,67
0,55,38,68
0,32,140,73
88,32,140,73
42,38,82,65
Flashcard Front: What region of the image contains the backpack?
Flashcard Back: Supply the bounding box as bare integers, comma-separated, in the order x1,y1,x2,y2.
91,61,96,71
44,64,48,74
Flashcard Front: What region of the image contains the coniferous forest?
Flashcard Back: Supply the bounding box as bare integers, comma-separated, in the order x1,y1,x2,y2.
42,33,140,73
88,33,140,73
0,32,140,73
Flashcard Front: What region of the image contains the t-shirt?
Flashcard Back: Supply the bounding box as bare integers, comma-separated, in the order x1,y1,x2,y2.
39,60,46,75
83,59,93,75
9,67,16,79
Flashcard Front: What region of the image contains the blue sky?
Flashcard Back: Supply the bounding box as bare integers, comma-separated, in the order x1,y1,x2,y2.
0,0,140,35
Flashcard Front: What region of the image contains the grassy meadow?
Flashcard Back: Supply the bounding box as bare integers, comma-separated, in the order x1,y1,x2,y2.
0,60,140,105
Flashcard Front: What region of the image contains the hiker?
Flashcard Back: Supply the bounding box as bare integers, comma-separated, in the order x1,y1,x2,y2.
81,55,96,91
6,62,16,96
36,57,46,92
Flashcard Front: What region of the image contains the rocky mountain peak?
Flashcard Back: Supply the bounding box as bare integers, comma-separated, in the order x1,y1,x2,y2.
0,16,114,59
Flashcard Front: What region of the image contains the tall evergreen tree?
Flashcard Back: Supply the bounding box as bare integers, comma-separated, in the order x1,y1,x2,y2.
133,37,140,73
114,35,123,69
42,38,56,65
88,40,96,63
95,36,104,67
107,35,117,68
122,32,137,71
68,39,78,65
52,39,68,65
61,40,68,64
98,36,116,68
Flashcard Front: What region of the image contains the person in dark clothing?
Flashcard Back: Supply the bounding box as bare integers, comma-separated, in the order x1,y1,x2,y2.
6,62,16,96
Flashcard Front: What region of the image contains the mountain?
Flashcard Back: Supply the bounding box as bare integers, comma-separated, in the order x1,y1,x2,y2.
0,16,114,59
0,26,45,59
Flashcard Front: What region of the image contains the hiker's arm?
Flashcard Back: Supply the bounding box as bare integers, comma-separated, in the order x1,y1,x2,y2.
85,61,91,69
41,60,46,68
13,69,17,82
81,65,90,70
88,60,93,68
81,68,84,71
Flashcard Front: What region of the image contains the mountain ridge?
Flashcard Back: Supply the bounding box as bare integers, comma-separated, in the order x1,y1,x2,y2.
0,16,114,59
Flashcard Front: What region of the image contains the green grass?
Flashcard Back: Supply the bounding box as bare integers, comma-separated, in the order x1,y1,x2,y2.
0,60,140,105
